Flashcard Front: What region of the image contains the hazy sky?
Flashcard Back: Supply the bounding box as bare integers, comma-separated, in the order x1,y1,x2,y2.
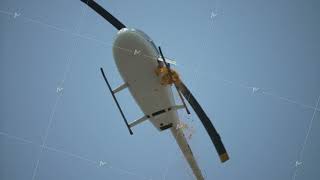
1,0,320,180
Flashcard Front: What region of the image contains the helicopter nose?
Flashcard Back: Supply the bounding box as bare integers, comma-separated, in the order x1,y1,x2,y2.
113,28,141,56
112,28,158,62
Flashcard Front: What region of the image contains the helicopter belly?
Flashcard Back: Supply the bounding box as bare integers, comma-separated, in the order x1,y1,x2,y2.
112,28,179,131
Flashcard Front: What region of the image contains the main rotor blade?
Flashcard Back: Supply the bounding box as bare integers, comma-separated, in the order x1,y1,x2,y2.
158,47,190,114
176,81,229,163
158,47,229,162
81,0,126,30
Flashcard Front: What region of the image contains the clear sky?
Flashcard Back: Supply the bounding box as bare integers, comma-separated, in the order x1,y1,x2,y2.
1,0,320,180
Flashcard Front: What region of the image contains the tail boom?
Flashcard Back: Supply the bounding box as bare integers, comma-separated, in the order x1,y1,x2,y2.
170,126,204,180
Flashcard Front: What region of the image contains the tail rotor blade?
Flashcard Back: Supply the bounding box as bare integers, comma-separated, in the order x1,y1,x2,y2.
81,0,126,30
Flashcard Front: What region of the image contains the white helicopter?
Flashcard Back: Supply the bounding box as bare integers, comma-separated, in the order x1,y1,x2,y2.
81,1,229,179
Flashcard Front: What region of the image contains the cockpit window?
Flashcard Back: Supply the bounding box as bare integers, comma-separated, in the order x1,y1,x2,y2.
133,29,159,54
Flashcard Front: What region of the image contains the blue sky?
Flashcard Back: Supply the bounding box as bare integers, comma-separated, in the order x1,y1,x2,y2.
1,0,320,180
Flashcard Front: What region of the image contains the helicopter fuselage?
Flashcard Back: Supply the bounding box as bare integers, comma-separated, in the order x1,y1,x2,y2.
112,28,179,131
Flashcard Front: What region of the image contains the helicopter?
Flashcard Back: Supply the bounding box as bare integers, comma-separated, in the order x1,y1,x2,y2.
80,1,229,179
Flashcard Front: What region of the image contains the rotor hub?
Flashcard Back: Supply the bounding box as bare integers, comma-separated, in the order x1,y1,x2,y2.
155,66,181,85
